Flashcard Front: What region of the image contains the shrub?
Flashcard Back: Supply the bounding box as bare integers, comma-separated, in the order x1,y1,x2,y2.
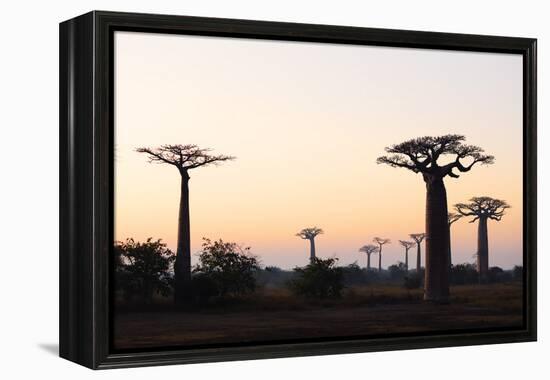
488,266,503,283
512,265,523,281
265,266,282,272
190,273,218,304
388,262,408,281
193,238,260,298
288,257,344,298
403,273,423,289
255,266,295,288
364,269,381,283
488,266,513,283
342,262,369,286
114,238,175,304
450,263,478,285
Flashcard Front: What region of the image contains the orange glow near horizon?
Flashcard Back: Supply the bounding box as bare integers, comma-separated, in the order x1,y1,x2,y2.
114,32,523,270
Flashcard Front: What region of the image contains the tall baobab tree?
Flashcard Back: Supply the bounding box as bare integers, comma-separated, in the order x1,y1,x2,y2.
373,237,390,272
447,212,462,269
296,227,324,261
399,240,415,271
454,196,510,283
136,144,235,306
359,244,379,271
377,134,494,301
410,233,425,273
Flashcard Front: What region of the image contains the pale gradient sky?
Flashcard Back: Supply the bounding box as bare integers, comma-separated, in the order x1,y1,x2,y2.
114,31,523,270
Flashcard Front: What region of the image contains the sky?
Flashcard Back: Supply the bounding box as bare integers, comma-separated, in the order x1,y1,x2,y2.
114,31,523,270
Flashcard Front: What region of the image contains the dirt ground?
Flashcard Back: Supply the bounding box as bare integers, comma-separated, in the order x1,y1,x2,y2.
113,283,523,350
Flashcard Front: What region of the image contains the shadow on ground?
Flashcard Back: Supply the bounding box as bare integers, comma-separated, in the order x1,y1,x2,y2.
38,343,58,356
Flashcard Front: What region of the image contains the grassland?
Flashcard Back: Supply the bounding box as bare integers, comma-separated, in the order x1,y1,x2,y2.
113,282,522,350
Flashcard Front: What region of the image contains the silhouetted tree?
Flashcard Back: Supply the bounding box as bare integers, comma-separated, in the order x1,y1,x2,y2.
487,266,508,283
513,266,523,281
342,262,368,286
447,213,462,269
454,196,510,283
373,237,391,272
450,263,478,285
378,135,494,301
114,238,175,304
288,257,344,298
359,244,379,271
388,262,408,281
193,238,259,298
296,227,324,261
399,240,415,271
410,233,425,272
136,144,235,306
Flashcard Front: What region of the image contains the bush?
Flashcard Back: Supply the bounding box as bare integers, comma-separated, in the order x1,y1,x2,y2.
388,262,408,281
193,238,260,299
513,265,523,281
114,238,175,304
288,257,344,298
403,273,423,289
255,266,295,288
364,269,381,283
450,263,478,285
342,262,369,286
487,266,503,283
488,266,513,283
190,273,219,304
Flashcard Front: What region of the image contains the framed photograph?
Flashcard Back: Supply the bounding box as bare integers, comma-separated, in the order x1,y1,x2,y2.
59,11,537,369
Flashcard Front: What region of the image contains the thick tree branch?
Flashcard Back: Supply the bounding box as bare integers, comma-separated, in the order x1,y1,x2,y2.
448,212,462,226
399,240,415,250
409,233,425,244
376,155,418,172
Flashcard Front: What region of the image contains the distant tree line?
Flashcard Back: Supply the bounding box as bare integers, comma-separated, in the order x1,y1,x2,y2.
114,237,522,306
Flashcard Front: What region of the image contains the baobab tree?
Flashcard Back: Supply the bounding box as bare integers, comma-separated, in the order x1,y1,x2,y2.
359,244,379,271
410,233,425,273
447,212,462,269
378,135,494,301
136,144,235,306
373,237,390,272
296,227,324,261
399,240,415,271
454,196,510,283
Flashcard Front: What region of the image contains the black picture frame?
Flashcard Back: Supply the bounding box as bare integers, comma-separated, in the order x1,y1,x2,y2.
59,10,537,369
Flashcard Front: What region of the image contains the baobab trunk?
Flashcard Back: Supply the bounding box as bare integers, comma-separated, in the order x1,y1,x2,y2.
309,238,316,261
174,171,192,306
477,216,489,283
378,250,382,272
448,230,453,271
367,253,371,270
405,250,409,271
416,245,421,272
424,177,450,302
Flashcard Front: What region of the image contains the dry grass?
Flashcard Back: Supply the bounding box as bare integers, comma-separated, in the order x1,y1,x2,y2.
114,282,523,350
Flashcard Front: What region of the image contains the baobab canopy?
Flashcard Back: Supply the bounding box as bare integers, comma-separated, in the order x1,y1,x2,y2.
136,144,235,172
376,134,494,179
454,197,510,222
296,227,324,240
